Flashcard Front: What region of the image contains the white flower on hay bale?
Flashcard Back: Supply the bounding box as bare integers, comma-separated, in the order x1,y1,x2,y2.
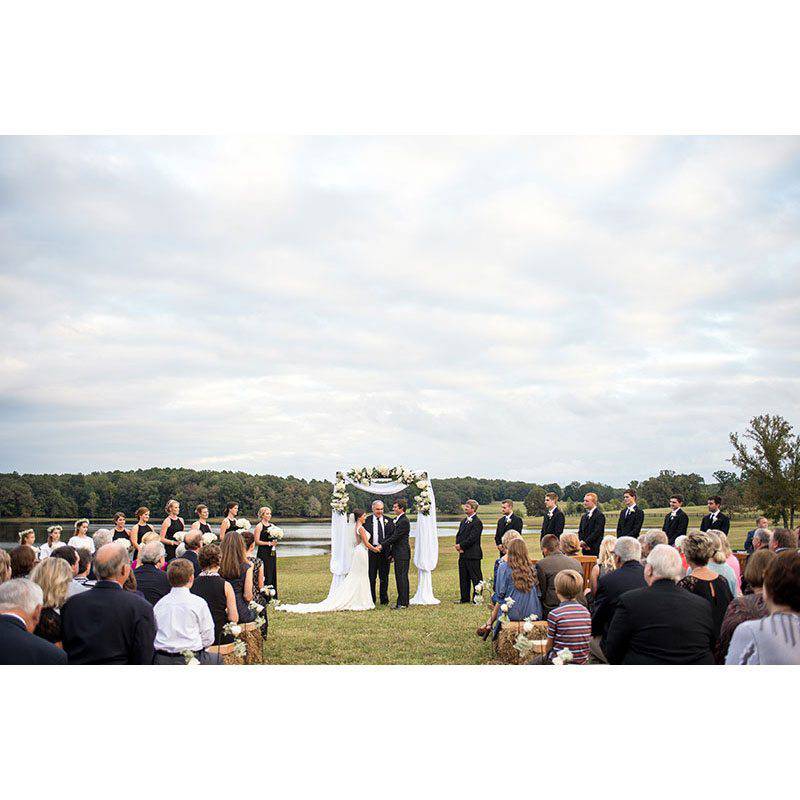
181,649,200,665
233,639,247,658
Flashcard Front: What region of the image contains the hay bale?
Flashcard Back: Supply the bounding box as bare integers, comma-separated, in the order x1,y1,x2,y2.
241,622,264,665
494,620,549,664
208,642,245,666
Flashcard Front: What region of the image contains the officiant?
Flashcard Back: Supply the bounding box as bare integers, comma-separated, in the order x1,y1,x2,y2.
363,500,394,605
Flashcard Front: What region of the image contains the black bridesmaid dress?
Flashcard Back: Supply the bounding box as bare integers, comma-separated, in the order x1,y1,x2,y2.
256,523,278,599
164,517,184,561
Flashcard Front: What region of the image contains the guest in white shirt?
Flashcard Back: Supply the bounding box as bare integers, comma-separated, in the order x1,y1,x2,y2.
51,546,91,598
68,519,95,554
153,558,219,664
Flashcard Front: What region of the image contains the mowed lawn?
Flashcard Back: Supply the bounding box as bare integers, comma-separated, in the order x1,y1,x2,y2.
265,508,754,665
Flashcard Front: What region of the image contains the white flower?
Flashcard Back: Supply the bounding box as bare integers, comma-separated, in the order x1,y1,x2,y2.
505,597,515,607
201,532,217,545
500,603,508,613
270,527,284,540
236,518,251,531
552,656,564,666
473,595,484,605
266,586,276,597
249,601,265,614
233,639,247,658
415,480,428,489
560,648,574,664
474,581,484,594
230,624,242,637
174,530,185,543
182,649,199,665
523,621,533,633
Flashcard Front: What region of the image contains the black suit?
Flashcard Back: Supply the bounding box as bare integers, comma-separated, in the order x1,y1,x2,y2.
495,513,523,547
700,511,730,535
616,506,644,538
605,579,715,664
578,508,606,556
0,614,67,664
540,507,565,540
591,560,647,652
456,515,483,602
133,563,171,606
61,581,157,664
363,514,394,604
662,508,689,545
182,549,201,577
380,513,411,606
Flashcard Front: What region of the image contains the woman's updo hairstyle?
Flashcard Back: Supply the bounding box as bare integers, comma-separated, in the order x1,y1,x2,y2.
682,530,716,567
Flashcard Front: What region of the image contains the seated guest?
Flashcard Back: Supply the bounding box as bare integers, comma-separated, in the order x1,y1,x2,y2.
51,545,89,598
10,545,36,579
535,533,582,619
39,525,64,559
744,517,771,554
680,531,733,637
74,548,93,589
29,557,73,646
487,538,542,638
605,544,715,664
220,531,255,623
716,531,741,593
559,531,582,558
770,528,798,554
132,531,163,569
716,548,775,663
477,529,522,637
0,550,10,585
590,536,646,662
191,543,238,645
0,579,67,664
674,535,689,575
726,551,800,664
639,530,667,562
588,535,618,600
181,531,203,577
742,528,772,594
133,541,171,606
153,559,219,664
531,569,591,664
242,530,265,593
704,531,739,597
61,543,156,664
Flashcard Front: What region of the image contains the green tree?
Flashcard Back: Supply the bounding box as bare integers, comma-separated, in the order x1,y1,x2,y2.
524,485,546,517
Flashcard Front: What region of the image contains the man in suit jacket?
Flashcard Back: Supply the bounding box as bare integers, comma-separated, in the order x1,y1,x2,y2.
495,499,523,551
579,492,606,556
455,499,483,603
0,579,67,664
605,544,715,664
662,495,689,545
700,495,731,535
62,543,156,664
540,492,565,541
182,531,202,577
363,500,394,605
534,534,583,618
616,489,644,538
590,536,647,661
133,541,171,606
744,517,770,554
378,498,411,608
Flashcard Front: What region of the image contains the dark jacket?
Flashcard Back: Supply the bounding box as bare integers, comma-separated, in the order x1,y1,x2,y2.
381,513,411,560
495,513,523,547
182,549,201,577
578,509,606,556
61,580,156,665
0,614,67,665
456,515,483,560
616,506,644,538
591,560,647,649
605,579,715,665
534,552,583,617
700,512,731,535
540,507,565,540
662,509,689,545
133,563,171,606
362,514,394,548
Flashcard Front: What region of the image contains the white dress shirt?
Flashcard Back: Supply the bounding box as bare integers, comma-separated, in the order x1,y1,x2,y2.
372,515,385,546
153,587,215,653
625,504,637,516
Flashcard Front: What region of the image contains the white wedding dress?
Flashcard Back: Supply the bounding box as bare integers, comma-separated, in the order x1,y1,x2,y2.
276,525,375,614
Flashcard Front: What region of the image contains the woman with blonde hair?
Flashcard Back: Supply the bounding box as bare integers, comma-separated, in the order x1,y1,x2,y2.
254,505,279,598
160,499,184,562
68,519,94,554
705,531,739,597
679,530,733,637
588,535,618,598
715,531,741,593
30,556,73,646
40,525,64,559
559,531,581,557
219,530,255,623
0,549,11,584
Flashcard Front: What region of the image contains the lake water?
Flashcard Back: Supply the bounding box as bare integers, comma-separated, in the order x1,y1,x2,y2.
0,519,464,557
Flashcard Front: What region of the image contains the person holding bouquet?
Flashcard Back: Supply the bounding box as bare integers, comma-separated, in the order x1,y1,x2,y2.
254,506,280,600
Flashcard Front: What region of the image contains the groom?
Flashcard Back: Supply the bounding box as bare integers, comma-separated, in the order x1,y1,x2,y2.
363,500,394,605
377,498,411,609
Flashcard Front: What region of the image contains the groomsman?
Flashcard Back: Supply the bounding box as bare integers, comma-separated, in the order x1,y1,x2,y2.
494,499,523,551
579,492,606,556
616,489,644,538
700,495,730,535
540,492,565,541
455,499,483,603
377,499,411,609
363,500,394,605
662,495,689,545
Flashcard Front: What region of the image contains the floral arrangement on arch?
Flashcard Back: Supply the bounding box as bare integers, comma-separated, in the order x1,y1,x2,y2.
330,465,433,516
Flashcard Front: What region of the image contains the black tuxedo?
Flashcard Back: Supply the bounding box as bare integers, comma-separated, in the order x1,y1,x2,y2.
616,505,644,538
363,514,394,604
0,614,67,664
604,579,715,664
182,549,201,577
700,511,730,535
495,513,523,547
578,508,606,556
590,560,647,652
662,509,689,545
380,513,411,606
61,580,157,664
456,515,483,602
133,563,171,606
540,507,565,540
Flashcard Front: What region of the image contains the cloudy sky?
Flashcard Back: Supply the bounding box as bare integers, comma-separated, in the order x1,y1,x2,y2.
1,136,799,486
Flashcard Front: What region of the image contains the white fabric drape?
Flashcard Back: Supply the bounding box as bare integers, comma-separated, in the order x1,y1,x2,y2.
328,472,440,605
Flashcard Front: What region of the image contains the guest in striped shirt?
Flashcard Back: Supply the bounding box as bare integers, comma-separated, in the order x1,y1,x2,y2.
543,569,592,664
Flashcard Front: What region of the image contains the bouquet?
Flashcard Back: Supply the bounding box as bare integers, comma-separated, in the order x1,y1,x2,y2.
498,596,516,624
552,648,574,666
222,622,242,638
236,518,252,532
268,526,284,541
473,580,485,605
201,531,217,545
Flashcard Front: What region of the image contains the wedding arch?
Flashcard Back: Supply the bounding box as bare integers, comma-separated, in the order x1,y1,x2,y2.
327,466,440,605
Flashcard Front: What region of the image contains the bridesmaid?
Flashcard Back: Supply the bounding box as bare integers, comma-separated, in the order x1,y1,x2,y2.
160,499,184,562
111,512,129,543
129,506,153,553
190,504,213,537
254,505,279,599
219,502,239,541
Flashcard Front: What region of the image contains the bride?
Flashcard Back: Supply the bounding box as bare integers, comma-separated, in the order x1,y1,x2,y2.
276,509,378,613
